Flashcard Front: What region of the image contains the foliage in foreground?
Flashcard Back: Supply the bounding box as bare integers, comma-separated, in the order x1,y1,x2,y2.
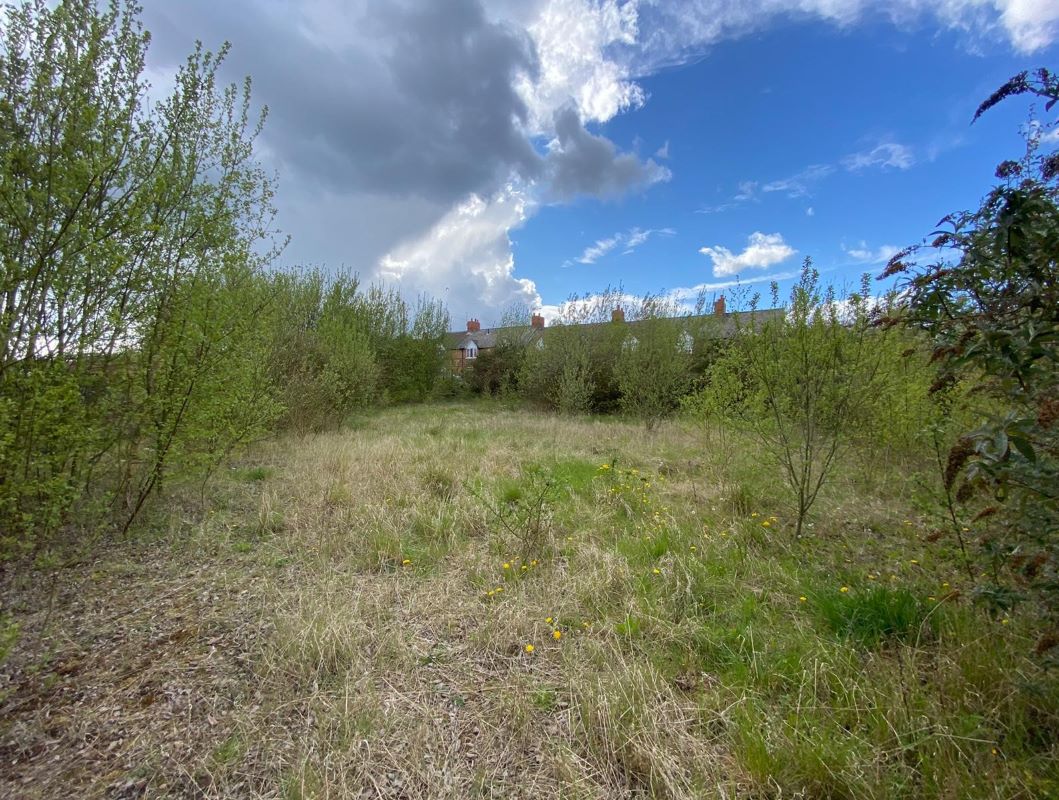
884,67,1059,634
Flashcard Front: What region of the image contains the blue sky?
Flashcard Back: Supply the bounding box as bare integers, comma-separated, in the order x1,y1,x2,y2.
139,1,1059,326
518,17,1056,316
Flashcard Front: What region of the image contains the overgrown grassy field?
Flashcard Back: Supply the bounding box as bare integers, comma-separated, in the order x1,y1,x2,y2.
2,403,1057,798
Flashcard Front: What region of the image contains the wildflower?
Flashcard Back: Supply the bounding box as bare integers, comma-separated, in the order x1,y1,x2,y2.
761,521,771,527
910,559,919,565
889,574,897,581
867,574,877,580
521,565,528,571
402,559,411,566
582,621,590,628
652,568,661,575
799,596,807,603
942,582,950,588
840,586,849,593
599,464,610,471
525,644,535,653
487,591,495,597
545,617,553,624
751,512,760,518
689,545,697,552
530,560,539,567
495,586,503,593
1001,618,1010,625
552,630,562,641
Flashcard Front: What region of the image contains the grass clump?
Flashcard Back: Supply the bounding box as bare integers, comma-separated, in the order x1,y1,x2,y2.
812,584,937,647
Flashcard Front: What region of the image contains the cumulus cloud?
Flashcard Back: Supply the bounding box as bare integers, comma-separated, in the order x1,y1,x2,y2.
700,232,798,277
137,0,1057,320
378,188,541,322
546,106,671,200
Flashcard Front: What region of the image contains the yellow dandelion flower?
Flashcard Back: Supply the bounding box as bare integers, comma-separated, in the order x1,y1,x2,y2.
552,630,562,641
402,558,411,566
495,586,503,593
487,591,495,597
799,596,807,602
690,545,697,551
545,616,553,624
867,574,877,580
761,521,771,527
502,562,511,570
1001,618,1010,625
928,596,936,601
530,560,539,566
521,565,528,571
582,621,590,628
525,644,535,653
840,586,849,593
910,559,919,565
942,582,950,588
751,512,760,518
652,568,661,575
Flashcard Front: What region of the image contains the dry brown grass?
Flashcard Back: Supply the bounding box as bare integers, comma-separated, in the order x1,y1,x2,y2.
2,402,1055,798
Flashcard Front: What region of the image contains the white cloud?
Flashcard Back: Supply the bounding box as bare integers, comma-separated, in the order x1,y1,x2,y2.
762,164,835,198
572,235,622,265
997,0,1059,53
843,241,901,263
842,142,915,171
566,225,676,265
378,187,541,322
700,232,797,277
655,140,670,159
806,206,815,216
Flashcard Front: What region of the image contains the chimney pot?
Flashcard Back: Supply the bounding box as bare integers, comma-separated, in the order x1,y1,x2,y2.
467,318,481,332
531,313,545,329
713,296,726,316
611,307,625,323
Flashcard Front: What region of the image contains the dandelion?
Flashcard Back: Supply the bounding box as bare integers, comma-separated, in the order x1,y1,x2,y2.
910,559,919,565
552,630,562,641
495,586,503,593
530,560,539,567
799,596,807,603
487,591,495,597
761,521,771,527
751,512,760,518
889,574,897,581
402,559,411,566
502,562,511,570
867,574,877,580
652,568,661,575
521,565,528,571
690,545,697,552
1001,618,1010,625
545,617,553,624
942,582,950,588
840,586,849,593
582,621,590,628
525,644,535,653
928,596,936,601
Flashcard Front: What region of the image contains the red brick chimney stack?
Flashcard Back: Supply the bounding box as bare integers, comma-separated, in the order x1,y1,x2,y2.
467,318,481,332
530,313,545,329
713,296,726,316
612,307,625,323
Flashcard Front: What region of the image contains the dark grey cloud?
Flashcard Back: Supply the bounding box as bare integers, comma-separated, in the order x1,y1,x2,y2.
546,106,670,201
141,0,542,204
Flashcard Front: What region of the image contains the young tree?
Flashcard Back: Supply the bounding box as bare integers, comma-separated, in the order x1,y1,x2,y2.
0,0,283,552
724,261,889,537
617,294,693,430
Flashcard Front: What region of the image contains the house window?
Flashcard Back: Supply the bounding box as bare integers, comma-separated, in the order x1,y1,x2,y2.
466,343,478,359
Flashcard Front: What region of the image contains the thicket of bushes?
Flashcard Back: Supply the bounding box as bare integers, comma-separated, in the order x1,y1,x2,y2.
0,1,446,558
